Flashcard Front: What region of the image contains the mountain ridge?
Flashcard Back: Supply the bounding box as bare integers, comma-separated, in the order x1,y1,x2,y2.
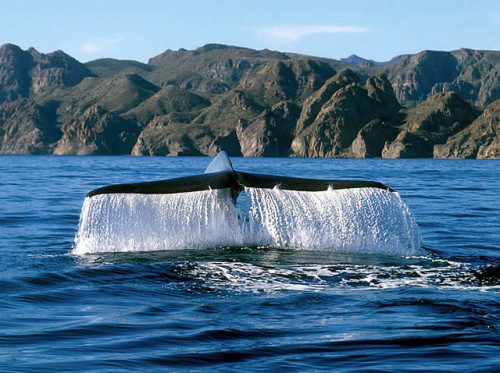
340,54,406,67
0,43,499,158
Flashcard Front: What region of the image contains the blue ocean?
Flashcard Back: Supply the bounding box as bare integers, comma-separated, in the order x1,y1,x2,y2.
0,156,499,372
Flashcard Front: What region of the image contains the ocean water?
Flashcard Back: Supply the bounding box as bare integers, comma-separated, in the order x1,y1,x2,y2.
0,155,499,372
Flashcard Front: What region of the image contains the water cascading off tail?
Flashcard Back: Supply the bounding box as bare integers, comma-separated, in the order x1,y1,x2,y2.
74,186,421,256
243,187,421,256
74,188,243,255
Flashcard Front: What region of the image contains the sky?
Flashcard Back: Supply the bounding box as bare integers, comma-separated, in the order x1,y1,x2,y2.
1,0,499,63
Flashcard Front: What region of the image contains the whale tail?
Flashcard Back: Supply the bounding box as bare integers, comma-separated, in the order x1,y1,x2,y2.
75,152,420,255
87,151,393,199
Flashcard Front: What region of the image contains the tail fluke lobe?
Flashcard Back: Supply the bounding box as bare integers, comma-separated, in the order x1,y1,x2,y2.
235,171,394,193
86,171,240,198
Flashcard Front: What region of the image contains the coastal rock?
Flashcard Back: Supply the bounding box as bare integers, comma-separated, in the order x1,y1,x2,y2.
349,119,399,158
404,92,480,143
291,82,373,157
131,115,209,156
0,43,499,158
236,101,300,157
382,130,434,158
382,92,480,158
205,130,242,157
291,71,401,157
434,99,500,159
0,99,59,154
132,108,244,157
54,105,138,155
295,69,356,134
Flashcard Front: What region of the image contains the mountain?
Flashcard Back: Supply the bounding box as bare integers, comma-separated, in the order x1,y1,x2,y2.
434,99,500,159
54,105,139,155
43,73,160,123
85,58,153,78
0,43,93,102
291,71,402,157
341,54,405,68
376,48,500,108
0,43,499,158
381,92,481,158
0,98,59,154
145,44,292,95
123,84,211,126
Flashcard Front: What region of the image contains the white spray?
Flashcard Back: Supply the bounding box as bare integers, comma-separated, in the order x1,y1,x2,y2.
243,187,421,256
74,188,243,255
74,186,421,256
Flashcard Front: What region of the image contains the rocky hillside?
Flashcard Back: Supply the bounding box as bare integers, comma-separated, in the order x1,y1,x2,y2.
376,49,500,109
0,43,499,158
0,43,92,102
434,99,500,159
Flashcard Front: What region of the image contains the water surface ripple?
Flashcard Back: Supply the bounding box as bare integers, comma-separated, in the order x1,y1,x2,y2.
0,156,499,371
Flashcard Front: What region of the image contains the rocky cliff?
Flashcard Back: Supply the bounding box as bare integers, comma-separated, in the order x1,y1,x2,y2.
0,43,499,158
0,98,59,154
376,49,500,109
54,105,139,155
382,92,481,158
291,71,402,157
0,43,92,103
434,99,500,159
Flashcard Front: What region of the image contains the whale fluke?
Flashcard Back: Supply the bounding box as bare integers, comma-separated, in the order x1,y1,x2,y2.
76,152,422,255
87,151,393,198
86,171,239,198
234,171,394,193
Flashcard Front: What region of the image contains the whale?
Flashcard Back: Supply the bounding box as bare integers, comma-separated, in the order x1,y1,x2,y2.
87,151,394,199
76,152,422,255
